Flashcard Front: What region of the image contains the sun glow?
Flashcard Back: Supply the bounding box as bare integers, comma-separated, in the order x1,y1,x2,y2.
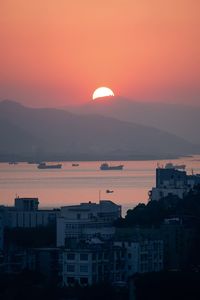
92,87,114,100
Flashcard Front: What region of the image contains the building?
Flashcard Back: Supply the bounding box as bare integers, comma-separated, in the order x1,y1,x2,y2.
27,248,62,283
149,163,200,201
0,210,4,251
115,220,196,272
1,197,60,228
14,197,39,211
114,239,163,279
62,239,125,286
57,200,121,247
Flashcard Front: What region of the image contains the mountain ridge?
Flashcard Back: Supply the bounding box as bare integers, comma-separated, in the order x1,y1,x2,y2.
63,96,200,144
0,99,198,161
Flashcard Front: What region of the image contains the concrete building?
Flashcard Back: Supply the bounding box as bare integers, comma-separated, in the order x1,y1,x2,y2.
115,220,196,272
14,197,39,211
115,239,163,279
2,197,60,228
62,239,125,286
0,210,4,251
57,200,121,247
27,248,62,283
149,163,200,201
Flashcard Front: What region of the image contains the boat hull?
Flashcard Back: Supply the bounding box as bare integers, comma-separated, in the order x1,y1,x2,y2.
37,164,62,169
100,165,123,170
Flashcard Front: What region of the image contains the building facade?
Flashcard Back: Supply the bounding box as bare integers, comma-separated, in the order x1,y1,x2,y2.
115,239,163,279
57,200,121,247
149,164,200,201
62,240,125,286
1,198,60,229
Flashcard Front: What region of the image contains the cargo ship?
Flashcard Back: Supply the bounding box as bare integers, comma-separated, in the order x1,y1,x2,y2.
100,163,123,170
37,162,62,169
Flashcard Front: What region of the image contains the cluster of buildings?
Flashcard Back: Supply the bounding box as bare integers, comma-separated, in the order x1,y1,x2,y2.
149,162,200,201
0,197,164,285
0,163,199,286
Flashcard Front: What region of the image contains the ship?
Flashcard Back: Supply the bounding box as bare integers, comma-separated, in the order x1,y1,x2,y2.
106,189,114,193
37,162,62,169
100,163,123,170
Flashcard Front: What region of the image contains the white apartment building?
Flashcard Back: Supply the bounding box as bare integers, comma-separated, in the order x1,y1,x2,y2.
57,200,121,247
62,240,125,286
149,164,196,201
115,240,163,279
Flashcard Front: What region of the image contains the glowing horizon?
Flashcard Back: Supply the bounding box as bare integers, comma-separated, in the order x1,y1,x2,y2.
0,0,200,107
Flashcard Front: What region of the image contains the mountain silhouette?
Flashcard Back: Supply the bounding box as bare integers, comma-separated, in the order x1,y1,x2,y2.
67,96,200,145
0,100,198,161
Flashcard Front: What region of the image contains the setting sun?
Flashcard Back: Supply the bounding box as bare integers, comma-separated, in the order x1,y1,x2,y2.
92,87,114,100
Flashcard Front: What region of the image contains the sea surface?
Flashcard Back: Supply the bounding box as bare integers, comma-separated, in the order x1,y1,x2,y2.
0,156,200,216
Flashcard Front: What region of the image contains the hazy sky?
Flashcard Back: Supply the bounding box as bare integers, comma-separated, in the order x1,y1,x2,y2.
0,0,199,107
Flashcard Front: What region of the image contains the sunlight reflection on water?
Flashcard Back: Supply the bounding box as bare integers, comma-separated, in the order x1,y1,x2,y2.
0,156,200,216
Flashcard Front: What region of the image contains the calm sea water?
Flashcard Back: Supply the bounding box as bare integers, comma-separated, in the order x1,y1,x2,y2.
0,156,200,216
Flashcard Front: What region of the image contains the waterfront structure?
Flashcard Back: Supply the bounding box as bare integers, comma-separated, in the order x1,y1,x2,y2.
149,163,200,201
57,200,121,247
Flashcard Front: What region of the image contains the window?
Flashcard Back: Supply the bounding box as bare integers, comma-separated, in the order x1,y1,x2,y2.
80,253,88,261
98,253,102,260
80,265,88,273
66,264,75,272
67,253,75,260
67,277,75,284
128,253,132,259
80,277,88,285
92,263,97,272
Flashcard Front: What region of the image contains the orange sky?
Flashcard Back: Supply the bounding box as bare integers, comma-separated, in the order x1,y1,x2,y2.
0,0,200,106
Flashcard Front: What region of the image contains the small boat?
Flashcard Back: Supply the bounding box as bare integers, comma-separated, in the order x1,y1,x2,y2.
100,163,123,170
37,162,62,169
106,189,114,193
27,160,40,164
72,163,79,167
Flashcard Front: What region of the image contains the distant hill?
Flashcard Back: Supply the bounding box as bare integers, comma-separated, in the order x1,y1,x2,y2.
66,96,200,145
0,100,198,161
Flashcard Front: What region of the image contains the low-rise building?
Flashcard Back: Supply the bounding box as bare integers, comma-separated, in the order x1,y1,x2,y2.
57,200,121,247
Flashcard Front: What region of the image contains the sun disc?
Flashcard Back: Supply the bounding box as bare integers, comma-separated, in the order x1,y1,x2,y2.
92,87,114,100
